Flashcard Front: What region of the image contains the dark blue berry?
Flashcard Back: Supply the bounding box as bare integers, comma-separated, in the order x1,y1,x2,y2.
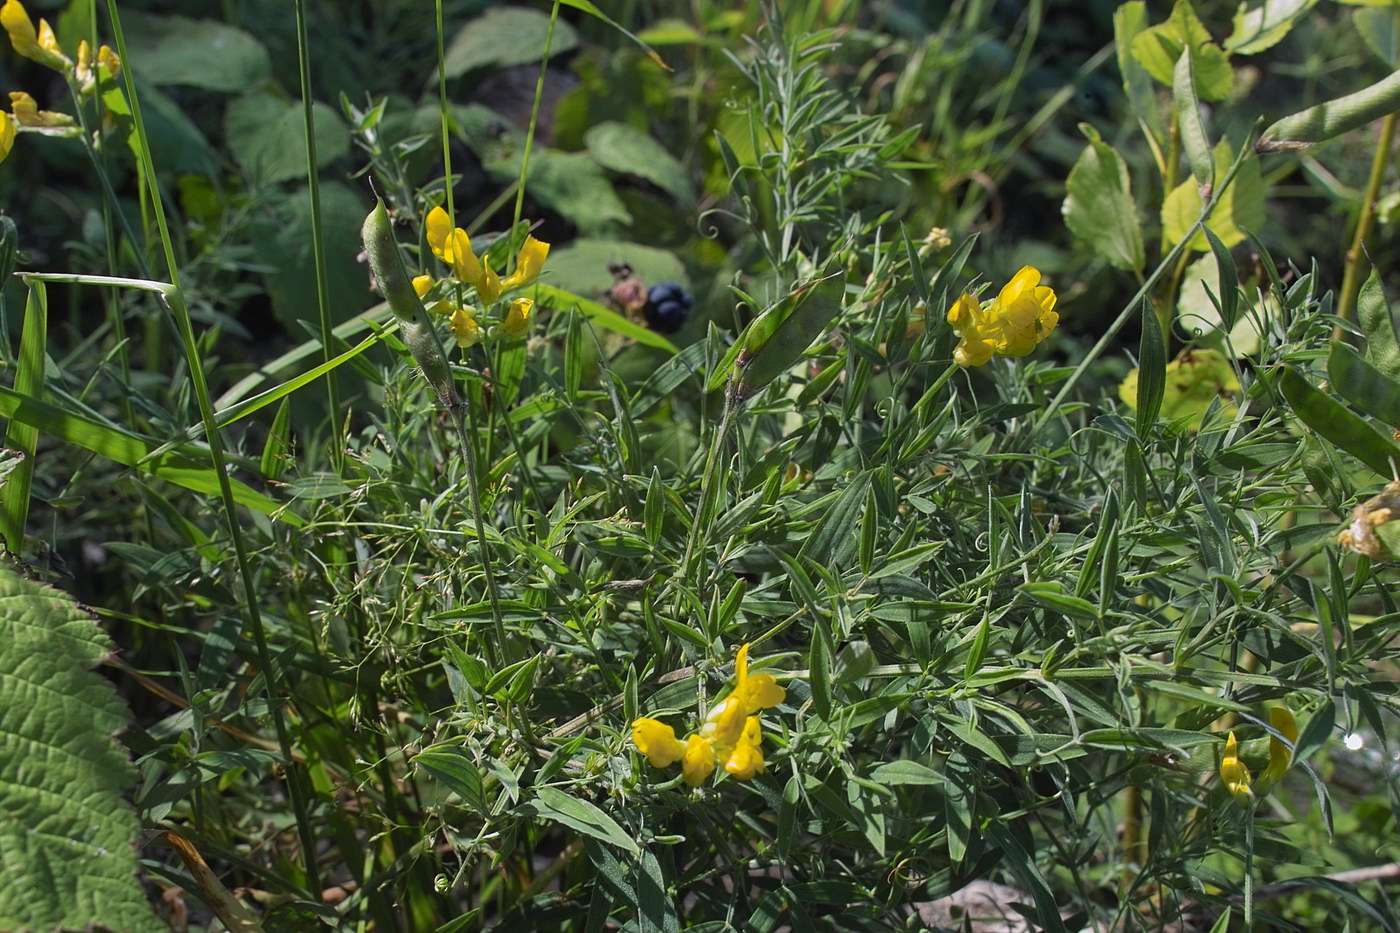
643,282,692,333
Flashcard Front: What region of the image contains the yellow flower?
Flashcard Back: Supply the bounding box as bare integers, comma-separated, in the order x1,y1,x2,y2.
1262,706,1298,788
722,716,766,779
682,734,716,786
498,297,533,339
501,235,550,291
425,205,501,297
631,717,686,768
8,90,75,130
946,265,1058,367
412,274,434,298
0,111,14,163
449,305,481,348
1219,731,1253,808
2,0,70,71
96,43,119,80
478,262,502,305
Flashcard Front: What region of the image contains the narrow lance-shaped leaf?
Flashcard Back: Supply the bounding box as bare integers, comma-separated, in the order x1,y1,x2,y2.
1327,343,1400,428
1357,270,1400,379
1136,299,1166,434
1279,366,1400,476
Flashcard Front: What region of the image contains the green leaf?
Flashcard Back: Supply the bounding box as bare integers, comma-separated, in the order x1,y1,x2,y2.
1120,348,1240,431
226,93,349,187
485,148,630,235
1226,0,1320,55
443,7,579,77
1062,123,1144,274
1130,0,1233,100
1135,299,1166,433
1018,581,1100,621
1358,270,1400,379
1174,48,1215,190
799,473,871,567
0,386,302,526
585,122,694,203
1176,254,1270,357
529,787,639,855
0,562,162,932
871,760,943,786
1355,5,1400,68
1161,140,1264,251
2,282,44,551
415,746,487,814
1114,3,1163,137
122,12,270,92
1328,343,1400,428
1279,366,1400,476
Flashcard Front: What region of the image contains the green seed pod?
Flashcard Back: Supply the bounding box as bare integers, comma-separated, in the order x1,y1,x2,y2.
1260,69,1400,150
361,197,457,407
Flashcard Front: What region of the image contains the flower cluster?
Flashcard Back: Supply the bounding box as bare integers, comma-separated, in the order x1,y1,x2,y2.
1,0,120,165
416,205,550,349
1219,707,1298,808
631,643,785,787
946,265,1059,367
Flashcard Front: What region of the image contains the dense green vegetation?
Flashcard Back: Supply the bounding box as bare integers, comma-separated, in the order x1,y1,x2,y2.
2,0,1400,930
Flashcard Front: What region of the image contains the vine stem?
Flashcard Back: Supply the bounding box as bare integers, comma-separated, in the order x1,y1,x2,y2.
1335,111,1397,335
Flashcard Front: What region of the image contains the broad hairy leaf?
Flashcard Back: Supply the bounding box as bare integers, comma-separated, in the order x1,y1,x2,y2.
585,121,694,202
1062,123,1144,274
0,562,161,932
442,7,579,77
122,12,270,92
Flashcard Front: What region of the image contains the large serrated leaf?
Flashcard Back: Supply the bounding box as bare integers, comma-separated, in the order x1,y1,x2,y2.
1161,141,1264,251
0,562,162,932
1225,0,1319,55
1062,123,1144,274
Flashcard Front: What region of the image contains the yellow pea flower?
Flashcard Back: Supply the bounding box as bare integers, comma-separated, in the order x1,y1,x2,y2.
0,111,14,163
722,716,766,780
631,717,686,768
2,0,70,71
498,297,533,339
682,734,716,786
9,90,75,131
449,305,481,348
97,43,119,80
1262,706,1298,788
1219,731,1254,808
412,274,434,298
425,205,509,301
946,265,1058,367
501,235,550,291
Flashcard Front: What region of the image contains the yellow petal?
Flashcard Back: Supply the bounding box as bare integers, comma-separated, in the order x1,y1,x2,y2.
450,305,481,348
477,262,502,304
0,111,15,164
946,292,981,331
631,717,686,768
447,227,483,285
682,734,716,786
502,234,549,290
996,265,1042,310
425,206,453,262
1219,731,1253,808
1,0,40,60
723,716,765,780
1264,707,1298,786
954,336,995,367
412,274,434,298
97,44,120,80
742,673,785,713
705,696,746,749
498,297,532,339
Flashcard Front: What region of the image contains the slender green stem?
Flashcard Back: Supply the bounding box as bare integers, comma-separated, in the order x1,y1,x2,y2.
105,0,322,892
294,0,341,466
511,0,562,243
452,392,511,667
1335,111,1397,332
436,0,455,224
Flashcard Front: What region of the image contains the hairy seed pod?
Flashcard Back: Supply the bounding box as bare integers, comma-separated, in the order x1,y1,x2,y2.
361,197,457,407
1260,70,1400,151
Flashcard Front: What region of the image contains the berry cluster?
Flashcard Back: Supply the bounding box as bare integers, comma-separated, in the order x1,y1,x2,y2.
642,282,692,334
